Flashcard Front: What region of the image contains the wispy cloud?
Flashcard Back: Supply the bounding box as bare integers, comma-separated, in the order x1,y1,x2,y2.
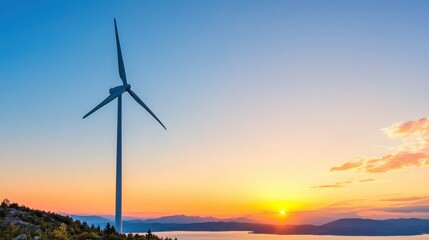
328,199,367,208
377,205,429,213
331,160,364,171
311,184,344,189
381,195,429,202
327,195,429,219
311,179,375,190
331,117,429,173
359,178,375,183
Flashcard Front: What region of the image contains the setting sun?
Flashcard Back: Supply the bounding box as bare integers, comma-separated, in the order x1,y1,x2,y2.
280,210,286,215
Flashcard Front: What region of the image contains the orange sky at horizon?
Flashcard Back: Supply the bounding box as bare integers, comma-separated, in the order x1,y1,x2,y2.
3,114,429,224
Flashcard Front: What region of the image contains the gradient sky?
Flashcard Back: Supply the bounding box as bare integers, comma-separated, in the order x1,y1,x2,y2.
2,0,429,224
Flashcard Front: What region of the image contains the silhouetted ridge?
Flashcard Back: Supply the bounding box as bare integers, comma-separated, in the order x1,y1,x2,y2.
318,218,429,236
123,217,429,236
0,199,176,239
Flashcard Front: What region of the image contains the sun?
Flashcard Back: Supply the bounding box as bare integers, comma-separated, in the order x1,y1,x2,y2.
280,210,286,215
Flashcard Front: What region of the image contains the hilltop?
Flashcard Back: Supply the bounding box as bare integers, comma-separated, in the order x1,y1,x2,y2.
0,199,176,240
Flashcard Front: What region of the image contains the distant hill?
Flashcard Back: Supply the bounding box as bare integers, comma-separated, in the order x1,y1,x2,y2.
140,215,258,224
228,216,259,223
71,214,259,228
120,218,429,236
317,218,429,236
141,215,219,224
36,209,429,236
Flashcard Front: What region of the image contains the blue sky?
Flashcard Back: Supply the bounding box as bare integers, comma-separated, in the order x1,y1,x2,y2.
2,0,429,219
3,0,429,153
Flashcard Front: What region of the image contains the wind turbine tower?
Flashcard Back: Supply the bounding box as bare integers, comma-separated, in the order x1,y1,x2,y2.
83,19,167,233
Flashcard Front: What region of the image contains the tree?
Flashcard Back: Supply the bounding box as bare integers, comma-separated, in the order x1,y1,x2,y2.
5,223,19,239
145,229,156,240
103,222,117,235
1,199,10,208
52,223,71,240
0,199,10,218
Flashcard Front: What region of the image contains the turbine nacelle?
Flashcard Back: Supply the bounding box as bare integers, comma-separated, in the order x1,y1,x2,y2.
109,84,131,94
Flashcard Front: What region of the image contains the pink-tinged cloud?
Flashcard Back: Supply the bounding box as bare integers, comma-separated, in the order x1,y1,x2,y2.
330,160,364,171
364,152,429,173
331,151,429,173
331,117,429,173
383,117,429,137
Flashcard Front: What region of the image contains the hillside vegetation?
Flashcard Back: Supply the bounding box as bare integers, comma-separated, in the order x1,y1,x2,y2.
0,199,176,240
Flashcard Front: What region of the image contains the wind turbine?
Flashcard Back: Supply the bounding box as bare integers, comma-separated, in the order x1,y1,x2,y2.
83,18,167,233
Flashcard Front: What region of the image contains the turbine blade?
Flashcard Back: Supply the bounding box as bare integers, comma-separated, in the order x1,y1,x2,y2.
114,18,127,85
128,89,167,130
83,91,122,119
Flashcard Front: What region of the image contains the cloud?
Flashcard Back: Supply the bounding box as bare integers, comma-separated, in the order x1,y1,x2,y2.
359,178,375,183
329,199,366,207
311,179,375,190
336,180,353,185
381,196,429,202
331,117,429,173
383,117,429,137
377,205,429,213
311,184,344,189
330,160,364,171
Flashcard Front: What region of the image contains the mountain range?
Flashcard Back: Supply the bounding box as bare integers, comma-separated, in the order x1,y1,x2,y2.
71,214,258,226
71,214,429,236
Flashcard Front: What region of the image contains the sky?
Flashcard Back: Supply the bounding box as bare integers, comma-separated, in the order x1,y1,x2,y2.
2,0,429,224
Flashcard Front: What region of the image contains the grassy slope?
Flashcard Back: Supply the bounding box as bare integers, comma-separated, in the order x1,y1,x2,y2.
0,199,175,240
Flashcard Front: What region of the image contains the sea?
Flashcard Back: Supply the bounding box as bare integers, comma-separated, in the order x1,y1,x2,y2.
148,231,429,240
